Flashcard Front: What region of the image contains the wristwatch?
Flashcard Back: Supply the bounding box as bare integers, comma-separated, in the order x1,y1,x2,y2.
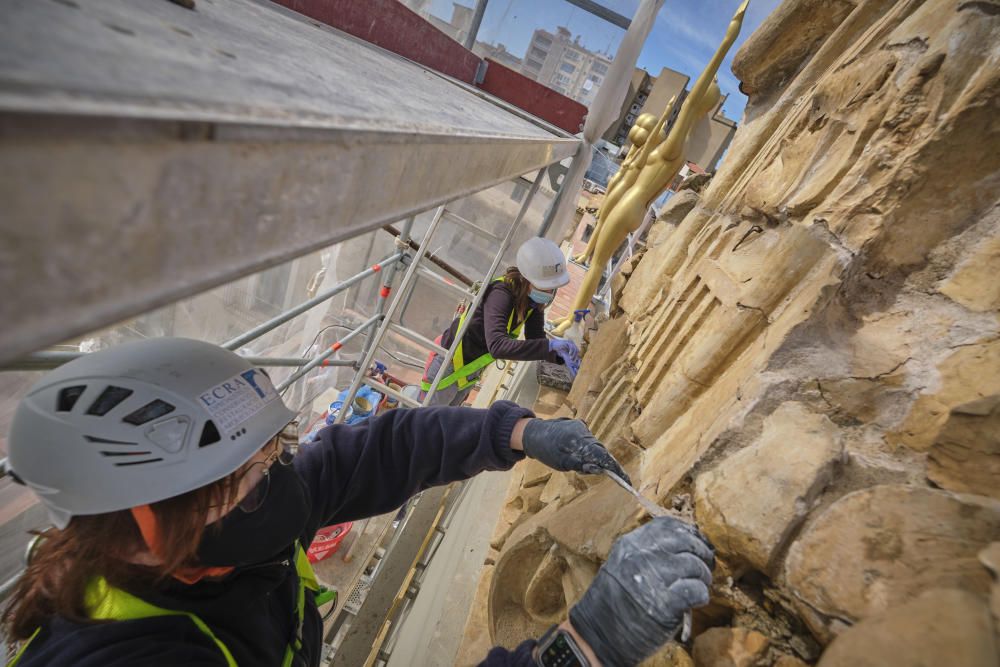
534,624,591,667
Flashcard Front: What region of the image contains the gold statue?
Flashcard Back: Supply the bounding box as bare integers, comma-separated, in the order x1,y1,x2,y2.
575,99,676,266
555,0,750,335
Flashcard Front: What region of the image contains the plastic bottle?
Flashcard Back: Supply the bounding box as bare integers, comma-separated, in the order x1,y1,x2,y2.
564,309,590,348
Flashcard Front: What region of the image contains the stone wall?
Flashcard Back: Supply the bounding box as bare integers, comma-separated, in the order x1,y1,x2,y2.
458,0,1000,664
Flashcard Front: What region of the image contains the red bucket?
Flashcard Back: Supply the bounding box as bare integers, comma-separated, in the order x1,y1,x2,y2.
306,522,353,564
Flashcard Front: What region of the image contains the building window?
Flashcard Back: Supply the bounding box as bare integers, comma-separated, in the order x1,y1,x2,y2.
553,73,571,86
530,46,547,60
525,59,543,70
565,49,581,62
559,62,576,74
535,35,553,48
591,62,608,75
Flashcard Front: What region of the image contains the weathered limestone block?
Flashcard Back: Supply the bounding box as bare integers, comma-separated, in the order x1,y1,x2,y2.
979,542,1000,638
566,315,628,418
816,589,999,667
773,656,809,667
730,0,855,102
640,642,695,667
692,627,769,667
928,395,1000,500
785,485,1000,628
538,472,580,506
694,402,843,572
889,339,1000,451
545,477,643,559
647,190,702,248
618,206,712,322
939,222,1000,312
462,1,1000,660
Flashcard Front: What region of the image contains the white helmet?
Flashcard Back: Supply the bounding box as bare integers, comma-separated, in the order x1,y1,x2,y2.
8,338,296,528
516,237,570,290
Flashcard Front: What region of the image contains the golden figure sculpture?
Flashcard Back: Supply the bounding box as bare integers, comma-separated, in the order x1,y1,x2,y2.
574,99,676,266
554,0,750,335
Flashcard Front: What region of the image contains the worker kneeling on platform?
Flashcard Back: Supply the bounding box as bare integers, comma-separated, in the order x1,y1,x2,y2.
3,338,713,666
422,237,583,406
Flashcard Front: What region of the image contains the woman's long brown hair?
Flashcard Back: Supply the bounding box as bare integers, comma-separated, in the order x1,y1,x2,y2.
503,266,534,323
2,476,239,643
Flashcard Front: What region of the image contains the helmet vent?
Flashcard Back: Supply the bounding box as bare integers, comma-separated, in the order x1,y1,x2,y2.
122,400,176,426
198,420,221,448
84,435,137,445
86,386,134,416
57,385,87,412
113,457,164,467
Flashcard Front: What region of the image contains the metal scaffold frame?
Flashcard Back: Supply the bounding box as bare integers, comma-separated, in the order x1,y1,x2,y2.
0,168,551,667
335,170,544,417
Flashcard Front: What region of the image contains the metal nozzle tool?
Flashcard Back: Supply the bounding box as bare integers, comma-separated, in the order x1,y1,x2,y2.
600,468,669,518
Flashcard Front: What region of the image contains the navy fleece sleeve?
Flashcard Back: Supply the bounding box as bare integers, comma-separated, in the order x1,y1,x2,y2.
295,401,533,537
483,288,552,362
478,640,537,666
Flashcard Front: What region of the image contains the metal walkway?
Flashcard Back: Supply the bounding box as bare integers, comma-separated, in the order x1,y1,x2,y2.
0,0,578,363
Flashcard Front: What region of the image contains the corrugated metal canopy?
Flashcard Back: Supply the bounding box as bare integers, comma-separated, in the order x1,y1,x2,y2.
0,0,579,362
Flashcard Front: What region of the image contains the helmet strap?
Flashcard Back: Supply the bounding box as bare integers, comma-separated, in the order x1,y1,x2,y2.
130,504,234,584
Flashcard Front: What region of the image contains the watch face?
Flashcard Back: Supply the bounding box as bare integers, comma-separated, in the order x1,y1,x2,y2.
539,629,587,667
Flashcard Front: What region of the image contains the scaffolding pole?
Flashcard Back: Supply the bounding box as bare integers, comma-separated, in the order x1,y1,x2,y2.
422,173,542,404
275,315,381,393
0,351,353,373
223,253,404,351
333,206,449,423
358,219,415,363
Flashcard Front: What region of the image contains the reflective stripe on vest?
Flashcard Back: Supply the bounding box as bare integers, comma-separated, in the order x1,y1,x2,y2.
8,544,323,667
422,280,533,392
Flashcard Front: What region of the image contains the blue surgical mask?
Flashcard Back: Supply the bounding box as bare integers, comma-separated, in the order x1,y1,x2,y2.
529,289,555,305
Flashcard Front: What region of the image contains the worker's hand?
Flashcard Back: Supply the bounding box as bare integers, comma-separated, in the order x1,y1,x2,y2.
548,338,581,377
521,418,629,483
569,517,714,666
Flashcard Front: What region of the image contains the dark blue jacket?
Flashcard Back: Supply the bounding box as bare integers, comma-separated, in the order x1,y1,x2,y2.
14,402,539,666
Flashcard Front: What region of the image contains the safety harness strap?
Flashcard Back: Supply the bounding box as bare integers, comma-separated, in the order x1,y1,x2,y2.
422,279,533,392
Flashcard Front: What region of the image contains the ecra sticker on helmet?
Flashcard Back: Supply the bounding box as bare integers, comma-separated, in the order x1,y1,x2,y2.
198,369,279,434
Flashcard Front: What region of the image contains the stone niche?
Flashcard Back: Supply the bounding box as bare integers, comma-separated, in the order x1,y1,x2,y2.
458,0,1000,664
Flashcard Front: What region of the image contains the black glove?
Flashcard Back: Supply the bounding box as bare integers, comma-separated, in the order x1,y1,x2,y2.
521,418,630,484
568,517,714,667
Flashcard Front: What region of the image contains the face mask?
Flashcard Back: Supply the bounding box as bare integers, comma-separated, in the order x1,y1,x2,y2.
196,463,310,567
529,288,555,305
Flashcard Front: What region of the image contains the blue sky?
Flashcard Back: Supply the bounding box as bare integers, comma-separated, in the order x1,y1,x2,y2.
427,0,783,120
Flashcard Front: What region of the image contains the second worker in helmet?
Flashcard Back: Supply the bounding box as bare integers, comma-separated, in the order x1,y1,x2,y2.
421,237,581,406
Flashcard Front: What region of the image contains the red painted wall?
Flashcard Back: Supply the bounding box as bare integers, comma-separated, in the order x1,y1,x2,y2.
479,58,587,134
276,0,480,83
275,1,587,134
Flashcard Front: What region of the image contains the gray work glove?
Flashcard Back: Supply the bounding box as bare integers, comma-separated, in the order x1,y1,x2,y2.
521,418,630,484
568,517,714,667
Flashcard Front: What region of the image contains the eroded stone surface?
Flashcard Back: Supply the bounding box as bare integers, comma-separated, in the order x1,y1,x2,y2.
695,402,843,572
928,395,1000,499
785,485,1000,625
816,589,999,667
692,627,769,667
640,642,695,667
459,0,1000,658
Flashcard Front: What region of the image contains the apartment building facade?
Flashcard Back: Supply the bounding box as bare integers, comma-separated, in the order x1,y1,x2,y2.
520,27,611,107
